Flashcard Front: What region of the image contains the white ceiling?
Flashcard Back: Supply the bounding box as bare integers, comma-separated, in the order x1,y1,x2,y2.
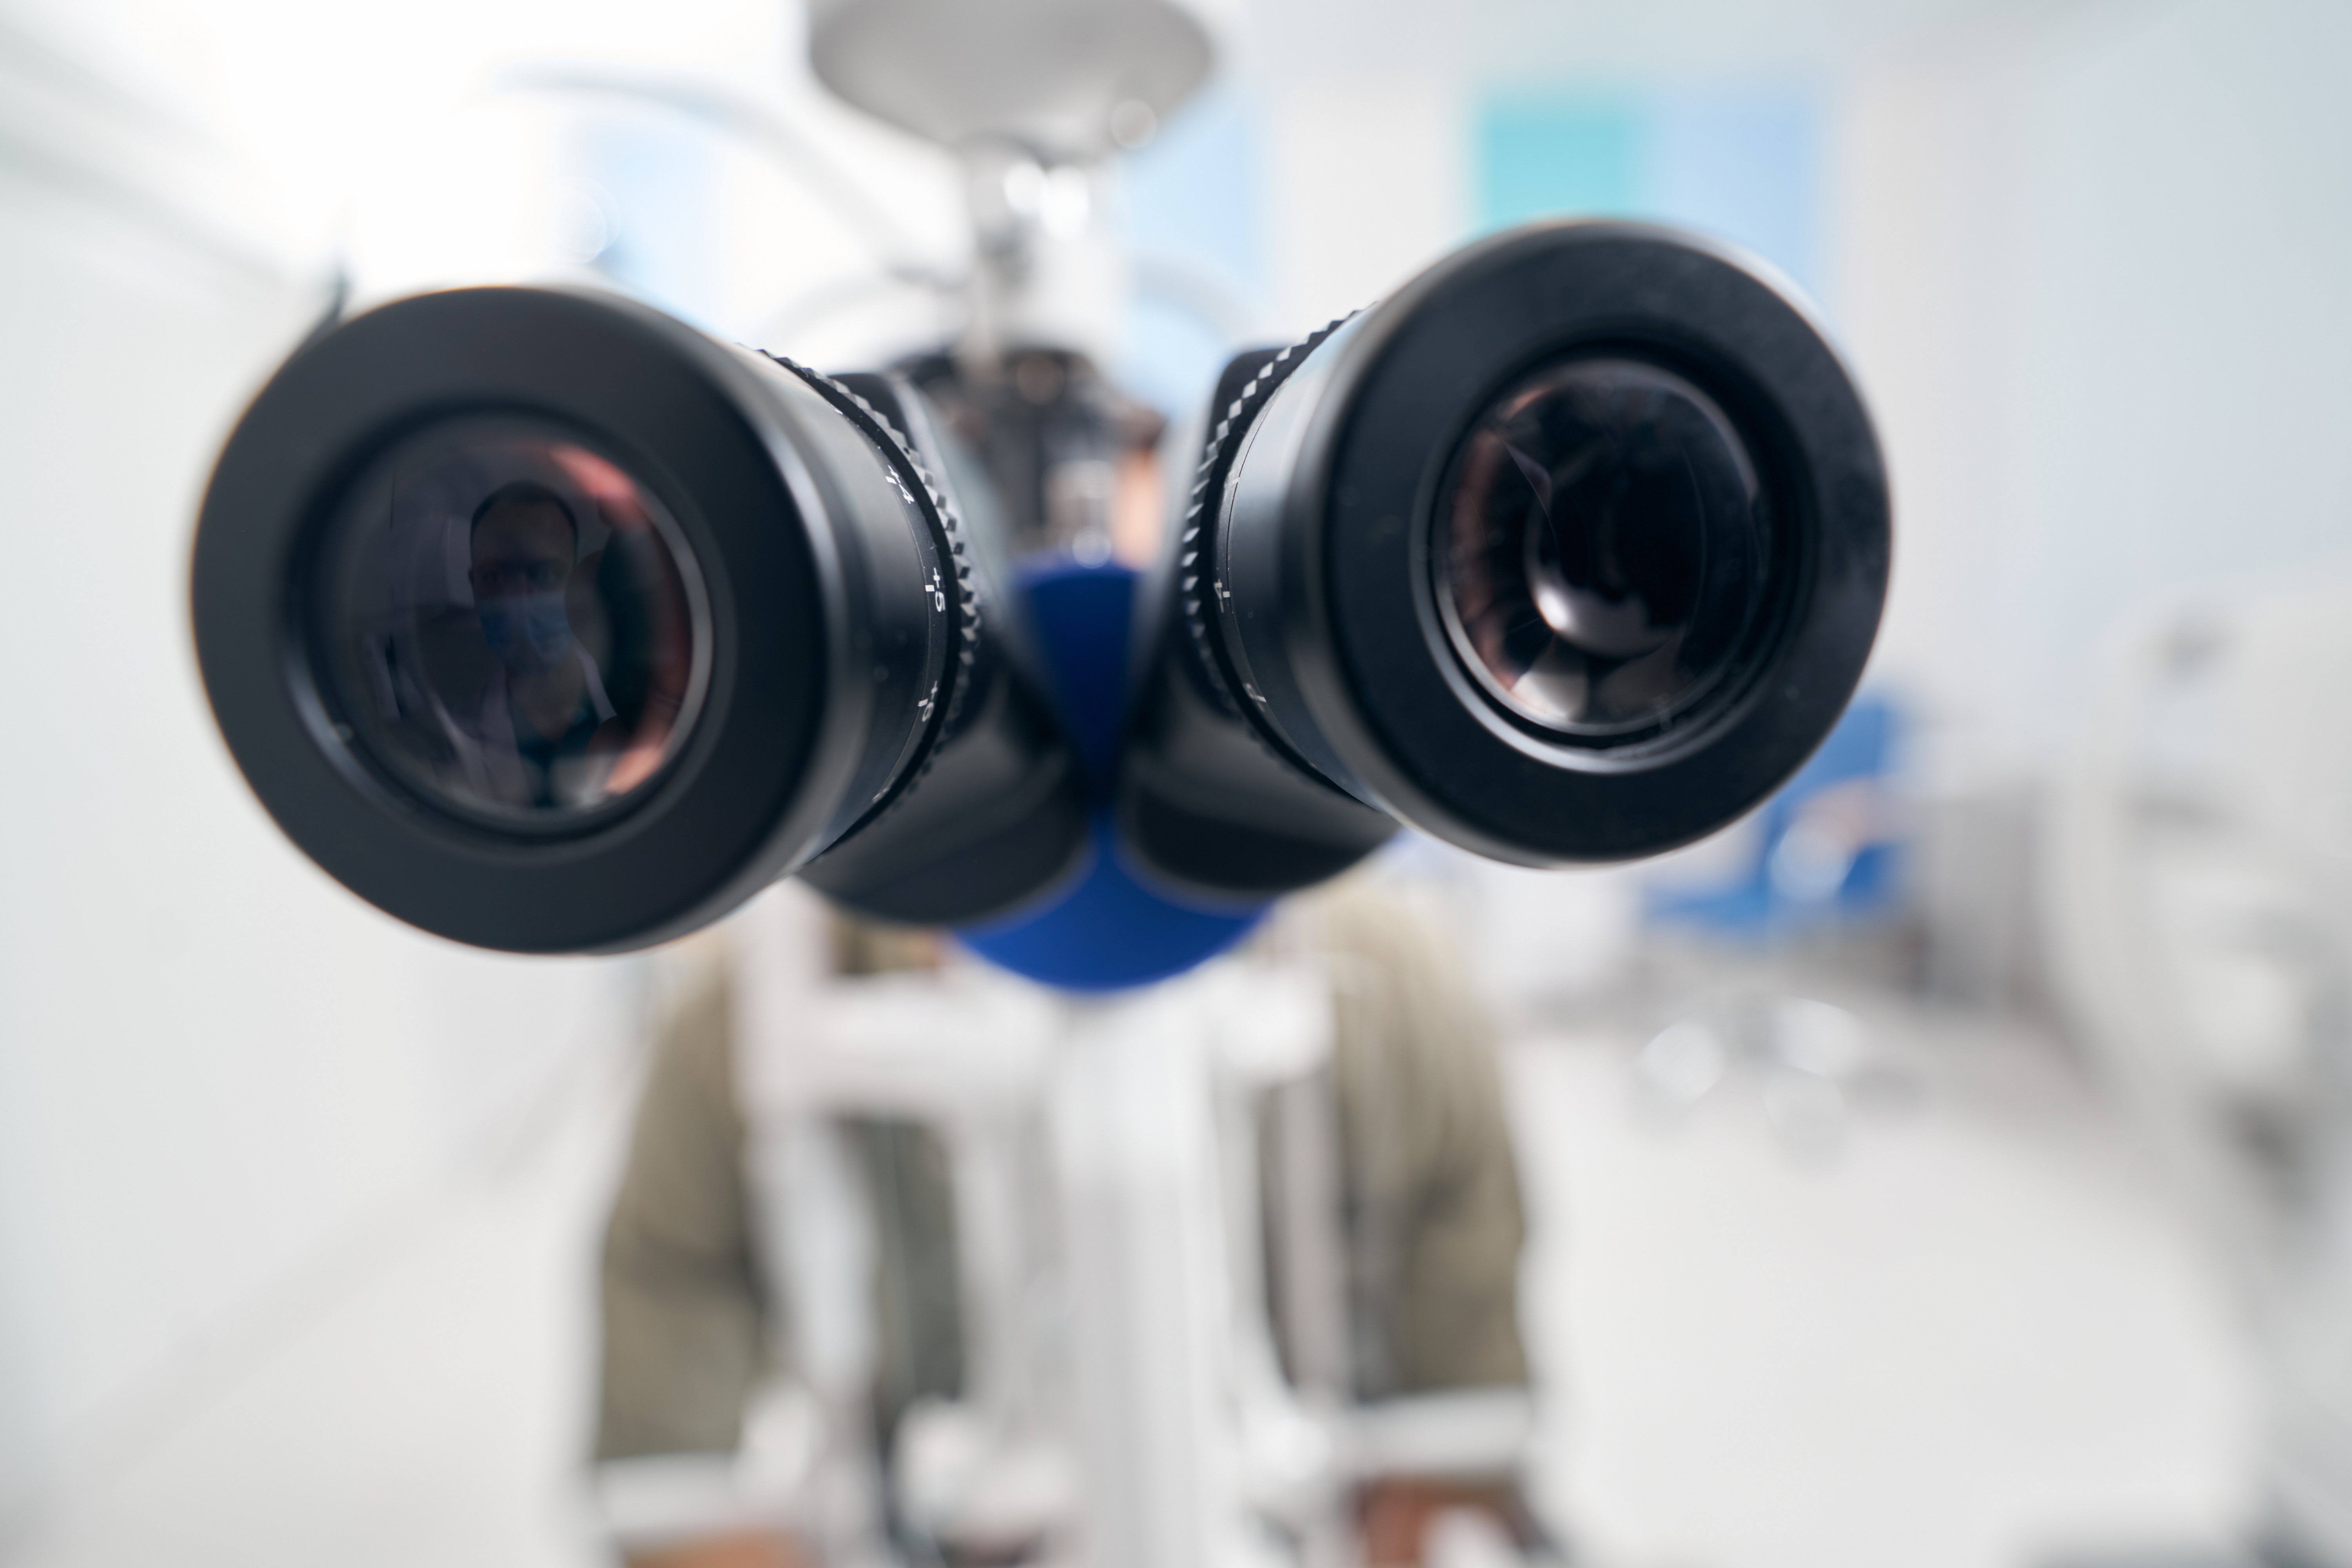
0,0,2114,289
1235,0,2108,81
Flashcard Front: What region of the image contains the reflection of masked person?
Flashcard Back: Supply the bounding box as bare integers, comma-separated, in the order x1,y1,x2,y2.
472,481,579,668
462,481,616,809
479,586,575,670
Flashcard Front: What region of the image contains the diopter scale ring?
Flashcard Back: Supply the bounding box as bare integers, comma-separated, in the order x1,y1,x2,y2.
768,354,982,835
1176,315,1355,791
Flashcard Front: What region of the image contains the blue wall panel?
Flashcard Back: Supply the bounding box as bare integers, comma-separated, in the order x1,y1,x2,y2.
1116,85,1270,419
1475,88,1821,305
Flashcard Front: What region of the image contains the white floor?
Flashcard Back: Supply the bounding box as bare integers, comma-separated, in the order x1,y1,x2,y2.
2,1062,630,1568
3,999,2256,1568
1507,1013,2252,1568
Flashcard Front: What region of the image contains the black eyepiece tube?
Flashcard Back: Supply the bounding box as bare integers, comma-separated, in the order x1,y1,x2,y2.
1119,221,1891,902
191,286,1085,953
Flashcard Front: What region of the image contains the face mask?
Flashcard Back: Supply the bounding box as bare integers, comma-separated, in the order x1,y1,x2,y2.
478,590,573,670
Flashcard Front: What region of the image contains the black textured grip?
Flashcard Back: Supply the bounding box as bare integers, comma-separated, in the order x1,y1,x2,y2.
766,354,983,724
1176,316,1355,723
764,354,980,839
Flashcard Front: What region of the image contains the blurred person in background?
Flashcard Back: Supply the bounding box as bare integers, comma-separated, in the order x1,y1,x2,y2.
594,872,1538,1568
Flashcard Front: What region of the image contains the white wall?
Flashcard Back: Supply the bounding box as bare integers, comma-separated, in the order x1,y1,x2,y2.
0,18,641,1529
1260,76,1467,334
1833,0,2352,775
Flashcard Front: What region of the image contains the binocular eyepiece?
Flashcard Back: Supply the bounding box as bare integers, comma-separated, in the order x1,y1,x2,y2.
191,221,1888,957
1121,223,1888,902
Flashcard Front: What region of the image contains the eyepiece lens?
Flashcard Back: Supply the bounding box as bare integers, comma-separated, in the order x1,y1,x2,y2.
1436,358,1767,739
319,423,709,829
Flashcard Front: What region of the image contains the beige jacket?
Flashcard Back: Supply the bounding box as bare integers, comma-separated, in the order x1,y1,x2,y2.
595,878,1528,1463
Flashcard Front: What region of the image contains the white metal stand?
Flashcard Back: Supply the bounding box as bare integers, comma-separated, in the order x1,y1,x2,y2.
727,886,1356,1568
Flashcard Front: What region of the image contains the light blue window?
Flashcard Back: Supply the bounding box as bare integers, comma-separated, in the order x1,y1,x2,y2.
1475,89,1820,306
1116,86,1270,419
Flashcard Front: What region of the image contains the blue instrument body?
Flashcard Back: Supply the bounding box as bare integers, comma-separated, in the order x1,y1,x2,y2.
953,559,1267,991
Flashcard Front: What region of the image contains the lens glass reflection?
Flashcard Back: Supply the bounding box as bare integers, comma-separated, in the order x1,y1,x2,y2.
320,423,708,828
1436,357,1767,738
